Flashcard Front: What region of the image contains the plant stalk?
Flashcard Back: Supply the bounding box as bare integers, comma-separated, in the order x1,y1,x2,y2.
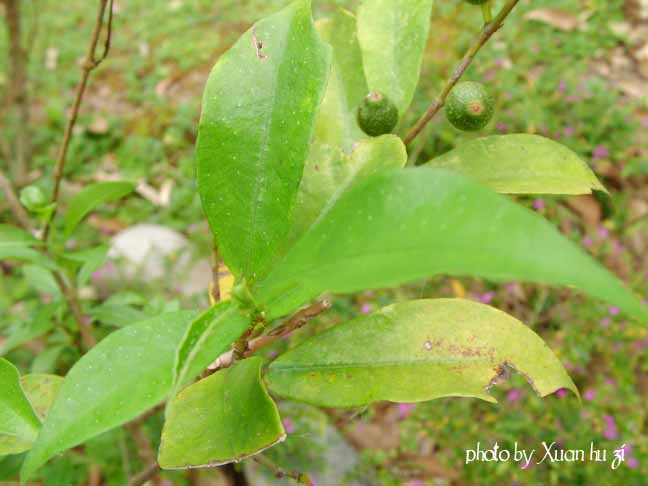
41,0,114,241
403,0,521,146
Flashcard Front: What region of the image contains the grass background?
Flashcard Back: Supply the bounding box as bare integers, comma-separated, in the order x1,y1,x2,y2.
1,0,648,484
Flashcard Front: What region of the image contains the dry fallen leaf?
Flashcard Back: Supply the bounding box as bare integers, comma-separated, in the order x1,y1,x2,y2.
524,8,582,31
88,116,109,135
136,179,174,207
566,195,602,228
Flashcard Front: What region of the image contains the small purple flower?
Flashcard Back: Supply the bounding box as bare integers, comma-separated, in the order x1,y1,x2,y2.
408,481,424,486
507,389,522,402
558,80,568,92
533,198,545,211
283,418,295,434
583,236,593,248
603,415,618,440
614,241,624,254
520,459,533,470
633,338,648,351
597,227,609,239
360,303,373,314
627,457,639,468
555,389,569,398
478,291,496,304
505,282,519,295
564,126,575,137
398,403,416,420
592,146,609,159
641,118,648,128
496,121,507,133
599,317,611,328
583,389,596,401
608,306,620,316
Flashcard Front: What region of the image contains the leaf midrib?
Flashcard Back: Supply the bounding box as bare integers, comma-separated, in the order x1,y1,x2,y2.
270,356,494,372
243,21,292,277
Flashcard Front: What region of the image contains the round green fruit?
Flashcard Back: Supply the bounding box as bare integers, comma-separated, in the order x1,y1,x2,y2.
357,92,399,137
19,185,48,212
445,81,494,132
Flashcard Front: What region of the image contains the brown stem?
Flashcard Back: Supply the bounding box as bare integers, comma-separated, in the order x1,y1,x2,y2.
207,300,332,373
52,271,96,349
4,0,31,185
253,455,310,485
126,423,161,486
210,245,221,303
86,465,102,486
403,0,521,146
128,462,160,486
0,169,96,349
41,0,114,241
0,170,34,231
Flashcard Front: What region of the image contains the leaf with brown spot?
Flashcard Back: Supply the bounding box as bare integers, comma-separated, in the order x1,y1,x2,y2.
266,299,578,408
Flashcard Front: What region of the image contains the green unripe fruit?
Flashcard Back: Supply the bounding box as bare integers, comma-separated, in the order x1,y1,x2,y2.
465,0,489,4
357,92,399,137
19,185,48,212
445,81,494,132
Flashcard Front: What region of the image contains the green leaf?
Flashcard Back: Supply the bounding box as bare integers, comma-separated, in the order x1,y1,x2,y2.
20,375,63,422
30,346,65,375
88,304,147,328
290,135,407,244
197,0,331,281
63,181,135,239
267,299,577,407
0,359,41,456
22,265,61,297
159,357,285,469
66,245,109,287
286,10,388,248
314,8,367,152
21,311,196,480
357,0,434,114
425,134,607,195
254,168,648,322
0,246,58,271
0,225,41,248
173,301,252,394
0,304,60,356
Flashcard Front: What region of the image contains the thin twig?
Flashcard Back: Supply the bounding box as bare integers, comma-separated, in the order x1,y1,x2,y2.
125,423,161,486
253,455,311,485
207,300,332,372
209,245,220,304
128,462,160,486
41,0,113,241
4,0,31,185
0,170,34,231
403,0,521,145
52,271,96,349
